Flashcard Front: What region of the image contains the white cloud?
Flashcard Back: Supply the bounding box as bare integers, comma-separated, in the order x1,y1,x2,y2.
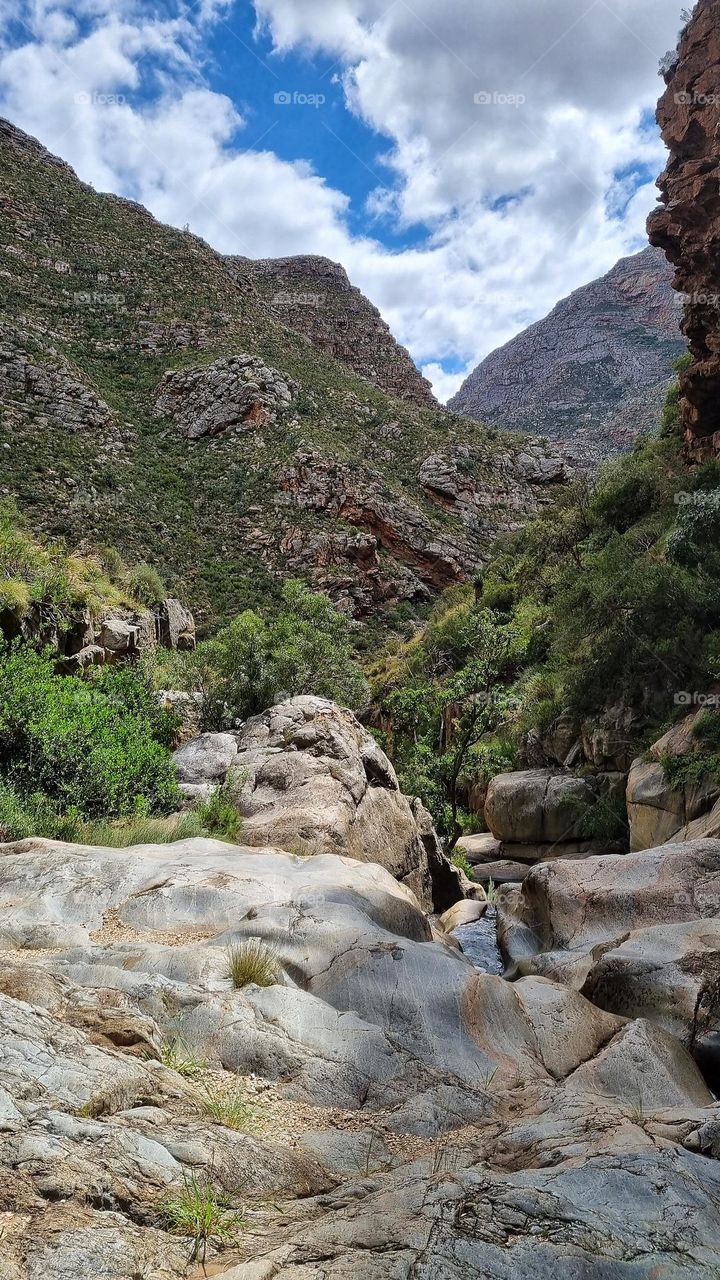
0,0,691,401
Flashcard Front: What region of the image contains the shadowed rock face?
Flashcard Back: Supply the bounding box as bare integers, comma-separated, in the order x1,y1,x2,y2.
648,0,720,459
449,247,685,467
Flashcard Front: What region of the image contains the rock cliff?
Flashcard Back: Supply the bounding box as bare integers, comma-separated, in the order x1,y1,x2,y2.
648,0,720,460
228,254,437,409
449,247,685,466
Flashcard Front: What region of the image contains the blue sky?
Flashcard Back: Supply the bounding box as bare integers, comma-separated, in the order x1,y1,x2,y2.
0,0,691,399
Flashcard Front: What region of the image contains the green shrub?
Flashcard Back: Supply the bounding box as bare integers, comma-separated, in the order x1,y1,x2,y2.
178,579,369,727
0,644,179,819
194,777,244,842
451,850,472,878
129,561,166,606
159,1034,207,1079
0,782,81,842
198,1078,253,1130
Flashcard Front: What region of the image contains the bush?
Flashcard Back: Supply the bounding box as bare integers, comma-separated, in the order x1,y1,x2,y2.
0,644,179,819
129,561,166,606
194,778,244,842
180,579,369,727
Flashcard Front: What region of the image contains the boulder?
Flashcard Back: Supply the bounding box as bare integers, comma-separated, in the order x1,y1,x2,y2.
626,759,685,850
627,719,720,850
454,832,501,864
174,698,462,911
153,597,196,650
174,731,239,785
485,769,591,844
498,838,720,1077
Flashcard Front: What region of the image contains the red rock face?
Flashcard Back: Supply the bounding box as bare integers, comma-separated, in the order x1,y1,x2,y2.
648,0,720,459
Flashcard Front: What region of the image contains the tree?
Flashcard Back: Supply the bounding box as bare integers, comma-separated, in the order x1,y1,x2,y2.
187,580,369,727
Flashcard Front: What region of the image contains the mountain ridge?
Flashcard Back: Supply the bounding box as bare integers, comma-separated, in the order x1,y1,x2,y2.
0,117,566,629
449,246,685,465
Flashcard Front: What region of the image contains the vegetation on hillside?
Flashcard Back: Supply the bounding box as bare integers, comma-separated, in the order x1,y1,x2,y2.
0,129,514,631
0,568,367,842
152,579,368,727
370,357,720,831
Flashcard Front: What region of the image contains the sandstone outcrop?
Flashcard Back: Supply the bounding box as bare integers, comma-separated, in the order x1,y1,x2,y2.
275,442,569,614
449,247,684,466
626,709,720,850
173,696,464,911
228,254,437,409
0,834,718,1277
499,838,720,1084
154,354,298,439
648,0,720,459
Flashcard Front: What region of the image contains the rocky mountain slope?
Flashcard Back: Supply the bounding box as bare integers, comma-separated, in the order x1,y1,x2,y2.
449,246,685,465
228,253,437,409
0,119,568,629
649,0,720,460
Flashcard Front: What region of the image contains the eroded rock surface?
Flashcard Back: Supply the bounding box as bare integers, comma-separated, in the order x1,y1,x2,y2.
499,838,720,1082
648,0,720,459
154,354,298,438
0,830,717,1277
174,697,463,911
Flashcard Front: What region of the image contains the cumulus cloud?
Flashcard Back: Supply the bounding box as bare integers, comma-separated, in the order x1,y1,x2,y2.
0,0,690,401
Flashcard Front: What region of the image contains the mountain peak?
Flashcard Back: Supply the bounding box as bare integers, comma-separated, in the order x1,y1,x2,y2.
449,245,685,465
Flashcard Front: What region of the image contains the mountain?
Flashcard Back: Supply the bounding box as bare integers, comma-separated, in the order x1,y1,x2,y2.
448,247,686,465
228,254,437,409
0,118,567,631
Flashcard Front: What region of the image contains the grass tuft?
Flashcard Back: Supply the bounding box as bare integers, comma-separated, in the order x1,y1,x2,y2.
225,938,279,989
159,1034,207,1080
162,1171,245,1262
198,1077,254,1130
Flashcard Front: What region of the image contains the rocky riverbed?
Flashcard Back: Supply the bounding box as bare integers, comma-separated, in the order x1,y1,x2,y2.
0,697,719,1278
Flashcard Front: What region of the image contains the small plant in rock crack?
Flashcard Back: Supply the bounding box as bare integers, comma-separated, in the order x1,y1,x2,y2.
162,1171,246,1262
225,938,279,988
451,850,473,879
158,1034,207,1080
198,1077,254,1131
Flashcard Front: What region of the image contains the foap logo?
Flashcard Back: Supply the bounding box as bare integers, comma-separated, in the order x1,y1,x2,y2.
73,290,124,307
676,290,720,308
75,91,126,107
674,692,720,709
474,90,526,108
272,290,324,307
274,90,325,108
674,90,720,106
674,490,720,508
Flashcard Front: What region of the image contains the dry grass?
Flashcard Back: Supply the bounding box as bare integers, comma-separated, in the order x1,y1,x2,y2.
225,938,279,989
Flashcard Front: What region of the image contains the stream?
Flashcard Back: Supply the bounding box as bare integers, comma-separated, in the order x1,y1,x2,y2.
453,906,504,975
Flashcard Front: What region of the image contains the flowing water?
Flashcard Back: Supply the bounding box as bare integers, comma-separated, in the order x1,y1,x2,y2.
453,906,504,975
